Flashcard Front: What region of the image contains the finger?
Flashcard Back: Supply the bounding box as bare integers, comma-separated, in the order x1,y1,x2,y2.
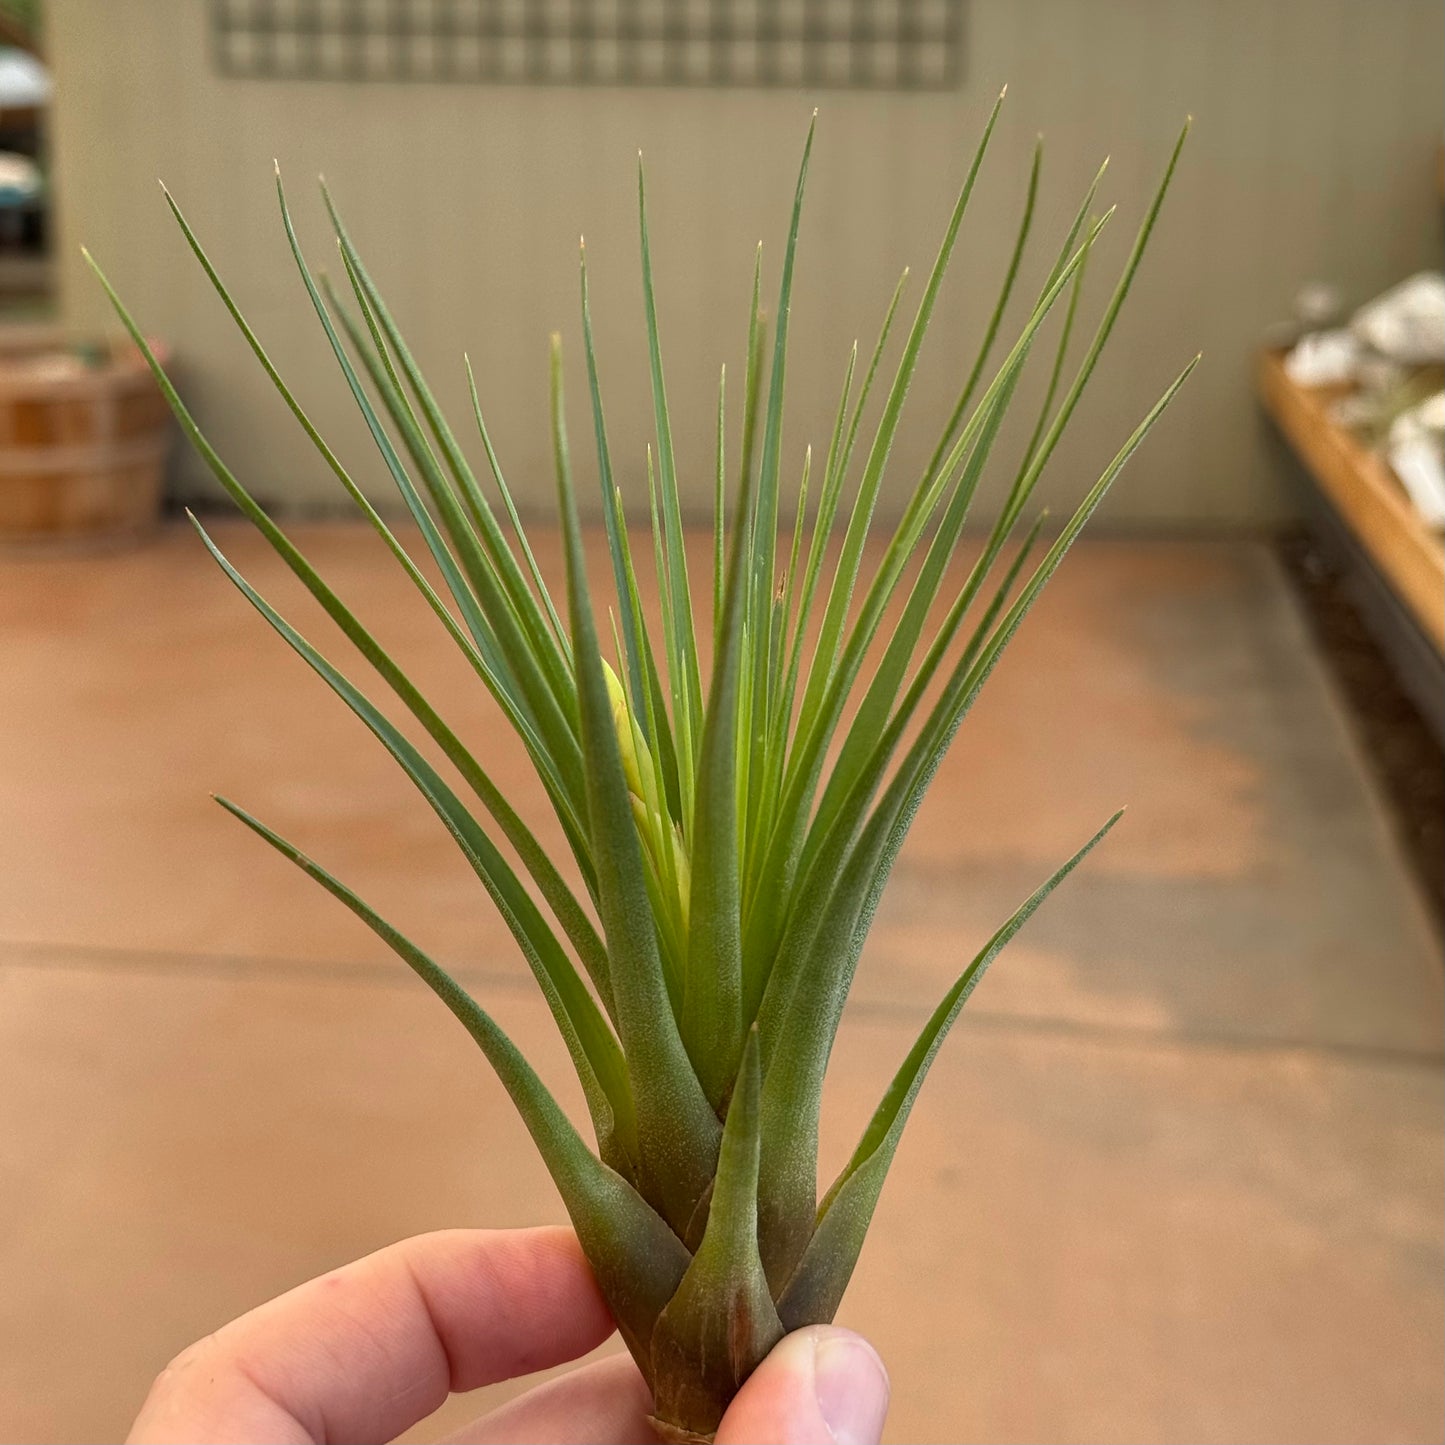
438,1353,654,1445
127,1227,616,1445
715,1326,890,1445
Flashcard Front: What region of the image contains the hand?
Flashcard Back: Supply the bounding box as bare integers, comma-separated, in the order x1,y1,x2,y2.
127,1227,890,1445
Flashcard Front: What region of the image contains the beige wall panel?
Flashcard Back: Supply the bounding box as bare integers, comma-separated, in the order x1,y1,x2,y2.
48,0,1445,526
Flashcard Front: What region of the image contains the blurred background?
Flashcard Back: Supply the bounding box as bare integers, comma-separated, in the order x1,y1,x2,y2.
1,2,1441,1441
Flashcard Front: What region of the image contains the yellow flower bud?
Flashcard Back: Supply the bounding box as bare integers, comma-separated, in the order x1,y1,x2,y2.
602,660,648,801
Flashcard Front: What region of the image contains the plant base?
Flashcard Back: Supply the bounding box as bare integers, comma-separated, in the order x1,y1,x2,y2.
648,1414,714,1444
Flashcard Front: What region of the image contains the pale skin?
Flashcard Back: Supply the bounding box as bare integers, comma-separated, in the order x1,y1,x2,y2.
127,1227,890,1445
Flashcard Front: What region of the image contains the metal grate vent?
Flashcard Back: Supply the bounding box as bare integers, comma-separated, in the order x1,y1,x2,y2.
210,0,965,90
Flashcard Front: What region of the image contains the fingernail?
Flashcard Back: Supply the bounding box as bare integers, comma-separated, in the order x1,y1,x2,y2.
813,1331,890,1445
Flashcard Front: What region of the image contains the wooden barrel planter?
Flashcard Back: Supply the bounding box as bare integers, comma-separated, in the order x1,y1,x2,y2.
0,332,171,546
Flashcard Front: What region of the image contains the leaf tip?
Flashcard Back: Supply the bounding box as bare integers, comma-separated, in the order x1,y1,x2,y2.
998,82,1008,100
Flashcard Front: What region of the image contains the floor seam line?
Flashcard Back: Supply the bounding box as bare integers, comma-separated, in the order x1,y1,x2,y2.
3,944,1441,1073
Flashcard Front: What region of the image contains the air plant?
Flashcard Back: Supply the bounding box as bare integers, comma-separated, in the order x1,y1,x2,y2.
86,96,1193,1440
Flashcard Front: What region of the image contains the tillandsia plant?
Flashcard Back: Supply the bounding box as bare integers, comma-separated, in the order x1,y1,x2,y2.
87,95,1195,1441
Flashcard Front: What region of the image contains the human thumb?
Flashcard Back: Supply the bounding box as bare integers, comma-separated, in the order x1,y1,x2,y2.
714,1325,890,1445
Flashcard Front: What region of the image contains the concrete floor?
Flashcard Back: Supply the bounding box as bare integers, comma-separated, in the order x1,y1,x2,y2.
1,523,1440,1443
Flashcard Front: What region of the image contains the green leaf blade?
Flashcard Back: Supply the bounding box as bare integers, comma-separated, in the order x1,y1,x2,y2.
649,1032,782,1435
776,812,1123,1329
550,335,722,1233
216,796,686,1359
637,159,704,810
193,518,634,1160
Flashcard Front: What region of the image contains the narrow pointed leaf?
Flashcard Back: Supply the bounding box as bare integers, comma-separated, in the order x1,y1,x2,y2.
713,363,727,644
324,183,577,703
650,1033,782,1435
1002,120,1191,530
923,134,1042,484
580,242,667,768
680,321,764,1109
794,91,1005,753
748,114,817,770
85,236,602,938
742,97,1007,977
331,249,588,807
465,353,570,657
637,159,704,804
550,336,722,1232
803,358,1028,857
776,813,1122,1328
194,518,635,1163
216,797,686,1357
745,204,1107,1005
276,181,596,870
756,354,1196,1287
